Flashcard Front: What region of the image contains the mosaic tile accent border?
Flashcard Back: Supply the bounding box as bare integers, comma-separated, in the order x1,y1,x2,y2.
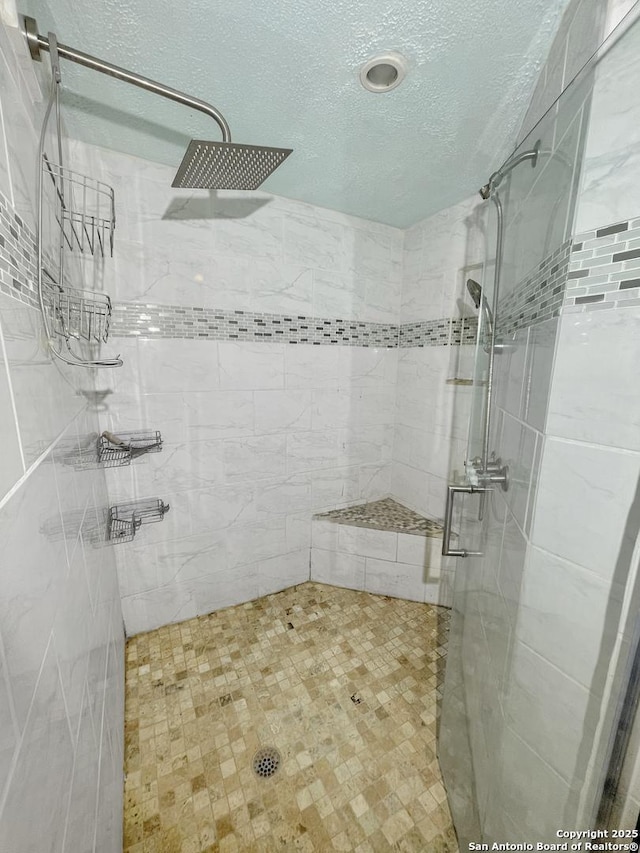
111,303,399,347
314,497,445,538
0,193,39,310
399,316,477,348
563,217,640,312
497,239,571,336
112,303,480,349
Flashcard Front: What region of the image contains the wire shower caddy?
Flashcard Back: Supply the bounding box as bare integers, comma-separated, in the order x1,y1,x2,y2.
98,430,164,467
107,499,170,544
35,33,121,368
44,159,115,257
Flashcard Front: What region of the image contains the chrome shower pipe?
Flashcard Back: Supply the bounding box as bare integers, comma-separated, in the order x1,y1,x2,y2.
479,139,541,199
479,189,504,486
474,141,540,486
20,15,231,142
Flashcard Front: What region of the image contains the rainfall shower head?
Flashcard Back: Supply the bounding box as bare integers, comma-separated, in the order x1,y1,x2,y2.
466,278,494,341
172,140,293,190
21,15,293,191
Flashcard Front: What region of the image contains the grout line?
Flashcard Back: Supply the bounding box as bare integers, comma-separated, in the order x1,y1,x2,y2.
0,410,74,514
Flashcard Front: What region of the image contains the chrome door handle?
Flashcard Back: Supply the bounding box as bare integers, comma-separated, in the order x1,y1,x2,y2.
442,484,490,557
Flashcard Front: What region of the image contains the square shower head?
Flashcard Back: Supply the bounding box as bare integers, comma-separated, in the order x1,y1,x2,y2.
171,140,293,190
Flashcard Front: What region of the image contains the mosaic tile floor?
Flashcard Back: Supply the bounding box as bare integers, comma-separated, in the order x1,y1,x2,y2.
123,581,457,853
314,497,445,537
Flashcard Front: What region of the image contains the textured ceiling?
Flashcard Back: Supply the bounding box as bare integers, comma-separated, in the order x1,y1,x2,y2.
21,0,571,226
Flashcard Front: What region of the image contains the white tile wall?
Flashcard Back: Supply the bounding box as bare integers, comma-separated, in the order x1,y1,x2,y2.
576,10,640,232
71,141,404,325
391,344,474,518
78,141,404,635
310,520,453,606
0,18,123,852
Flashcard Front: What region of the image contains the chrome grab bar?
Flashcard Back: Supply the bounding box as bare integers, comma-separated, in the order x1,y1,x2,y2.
442,484,490,557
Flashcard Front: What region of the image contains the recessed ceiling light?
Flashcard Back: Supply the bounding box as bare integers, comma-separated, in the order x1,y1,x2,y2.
359,52,408,93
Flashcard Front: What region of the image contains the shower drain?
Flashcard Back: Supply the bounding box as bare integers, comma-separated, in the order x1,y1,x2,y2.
252,746,281,779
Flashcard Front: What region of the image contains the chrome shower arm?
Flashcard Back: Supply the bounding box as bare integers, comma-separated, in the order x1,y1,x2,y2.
21,15,231,143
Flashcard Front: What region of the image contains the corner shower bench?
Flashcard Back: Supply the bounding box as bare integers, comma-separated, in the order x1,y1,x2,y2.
310,497,454,606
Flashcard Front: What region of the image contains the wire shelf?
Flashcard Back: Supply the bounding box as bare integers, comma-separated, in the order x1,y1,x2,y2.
43,159,115,257
46,283,113,344
107,499,170,544
98,430,163,468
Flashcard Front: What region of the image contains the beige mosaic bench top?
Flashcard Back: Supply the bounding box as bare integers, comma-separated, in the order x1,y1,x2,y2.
314,497,444,538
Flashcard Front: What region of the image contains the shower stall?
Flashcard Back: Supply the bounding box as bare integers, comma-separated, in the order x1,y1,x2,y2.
0,0,639,848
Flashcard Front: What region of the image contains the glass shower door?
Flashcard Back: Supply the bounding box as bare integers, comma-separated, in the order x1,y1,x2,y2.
437,196,500,844
437,10,640,842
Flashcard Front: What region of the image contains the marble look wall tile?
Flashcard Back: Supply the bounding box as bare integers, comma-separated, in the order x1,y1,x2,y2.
518,545,617,690
310,465,361,509
222,434,287,481
0,318,23,499
284,345,343,390
177,482,257,535
285,512,312,552
218,341,285,390
312,270,366,320
566,0,607,80
155,530,228,586
226,518,287,570
604,0,638,36
254,389,312,434
254,473,314,517
490,728,571,844
522,318,558,432
497,512,528,631
358,462,392,502
0,36,124,848
62,686,98,853
500,414,539,531
364,557,426,603
106,439,225,502
79,134,405,323
52,543,93,738
105,390,254,443
504,640,594,783
400,195,483,323
0,39,38,230
133,338,221,393
397,532,443,576
532,437,640,579
390,462,431,520
0,295,85,466
576,18,640,232
0,630,18,805
0,456,70,725
213,204,284,262
0,643,73,853
493,329,529,421
286,429,344,474
120,584,198,636
283,211,346,272
115,537,160,598
547,307,640,451
310,548,366,591
257,548,309,597
311,520,338,551
336,525,398,561
191,561,261,615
